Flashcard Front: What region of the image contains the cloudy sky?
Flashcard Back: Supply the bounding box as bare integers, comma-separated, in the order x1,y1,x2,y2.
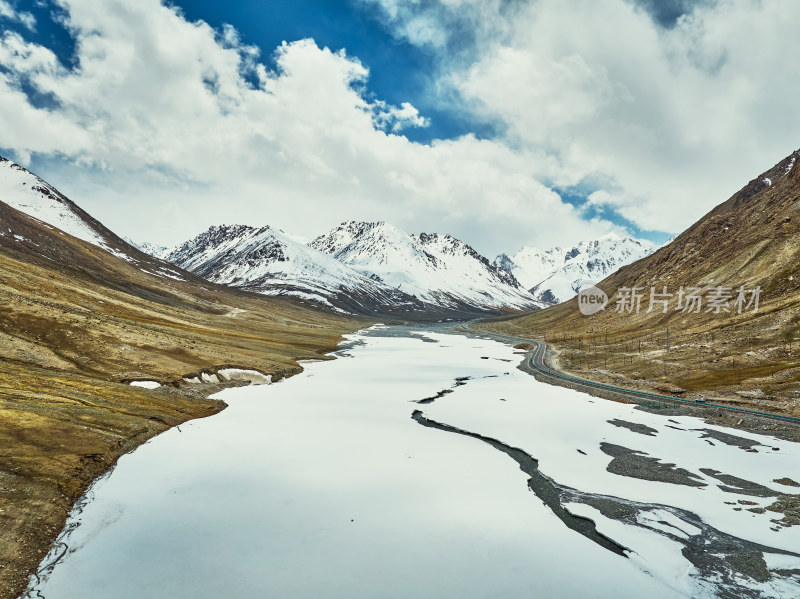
1,0,799,256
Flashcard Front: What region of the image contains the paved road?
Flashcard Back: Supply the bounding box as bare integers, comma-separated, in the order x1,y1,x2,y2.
467,326,800,426
527,338,800,424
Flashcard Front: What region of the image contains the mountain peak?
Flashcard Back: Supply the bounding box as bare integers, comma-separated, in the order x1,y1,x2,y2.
497,235,657,304
309,220,410,259
310,221,539,310
0,156,142,262
166,224,281,271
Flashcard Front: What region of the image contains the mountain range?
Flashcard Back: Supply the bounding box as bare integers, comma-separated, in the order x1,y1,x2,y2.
142,223,657,315
163,224,423,315
153,221,658,314
494,236,656,304
1,154,654,317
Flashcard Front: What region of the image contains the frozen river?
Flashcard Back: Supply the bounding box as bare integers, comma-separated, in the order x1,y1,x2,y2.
26,327,800,598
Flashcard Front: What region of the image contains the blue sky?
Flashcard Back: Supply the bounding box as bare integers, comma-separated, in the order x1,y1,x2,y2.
1,0,799,254
161,0,668,242
6,0,495,141
170,0,497,143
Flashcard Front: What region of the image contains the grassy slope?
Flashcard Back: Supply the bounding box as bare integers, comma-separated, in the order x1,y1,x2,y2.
0,206,362,598
478,152,800,418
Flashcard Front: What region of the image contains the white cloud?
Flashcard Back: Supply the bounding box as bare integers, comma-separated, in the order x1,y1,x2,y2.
366,0,800,234
372,101,429,132
357,0,514,51
0,0,35,30
0,0,620,255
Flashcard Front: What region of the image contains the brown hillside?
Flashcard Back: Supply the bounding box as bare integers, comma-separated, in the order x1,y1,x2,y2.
0,199,360,599
480,149,800,415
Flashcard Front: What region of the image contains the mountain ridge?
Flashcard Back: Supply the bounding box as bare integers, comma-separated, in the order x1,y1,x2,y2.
309,220,540,312
164,223,424,315
494,234,657,304
164,220,543,316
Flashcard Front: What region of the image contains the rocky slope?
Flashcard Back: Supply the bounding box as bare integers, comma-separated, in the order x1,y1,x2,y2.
0,156,190,282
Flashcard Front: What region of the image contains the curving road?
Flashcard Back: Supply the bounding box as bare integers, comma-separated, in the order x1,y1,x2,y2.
466,325,800,426
526,339,800,424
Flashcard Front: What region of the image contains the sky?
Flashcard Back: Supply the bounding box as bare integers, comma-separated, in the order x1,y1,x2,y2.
1,0,799,257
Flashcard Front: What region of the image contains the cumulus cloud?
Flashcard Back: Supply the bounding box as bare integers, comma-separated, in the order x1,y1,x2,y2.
365,0,800,234
0,0,35,30
372,101,429,132
0,0,620,254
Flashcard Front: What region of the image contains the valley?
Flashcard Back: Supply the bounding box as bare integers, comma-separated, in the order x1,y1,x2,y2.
21,328,800,599
0,158,361,599
1,148,799,599
2,3,798,598
479,150,800,420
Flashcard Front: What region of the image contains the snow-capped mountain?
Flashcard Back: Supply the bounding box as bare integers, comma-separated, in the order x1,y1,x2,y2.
0,157,129,259
125,238,172,260
496,235,656,304
166,222,541,315
0,155,206,285
164,224,423,314
0,156,192,282
310,221,541,311
493,246,564,293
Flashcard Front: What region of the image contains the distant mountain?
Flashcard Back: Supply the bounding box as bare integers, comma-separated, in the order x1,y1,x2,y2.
482,148,800,404
1,156,540,317
125,238,172,260
164,224,423,314
310,221,541,312
165,221,541,316
493,246,564,294
495,236,656,304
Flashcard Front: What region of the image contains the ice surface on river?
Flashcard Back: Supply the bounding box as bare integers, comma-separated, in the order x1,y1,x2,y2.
421,336,800,553
27,330,800,598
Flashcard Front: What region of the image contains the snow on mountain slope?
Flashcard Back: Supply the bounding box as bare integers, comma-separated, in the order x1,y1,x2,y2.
0,156,191,283
0,157,129,259
165,224,420,313
493,246,563,291
310,221,542,310
496,235,656,304
125,238,172,260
